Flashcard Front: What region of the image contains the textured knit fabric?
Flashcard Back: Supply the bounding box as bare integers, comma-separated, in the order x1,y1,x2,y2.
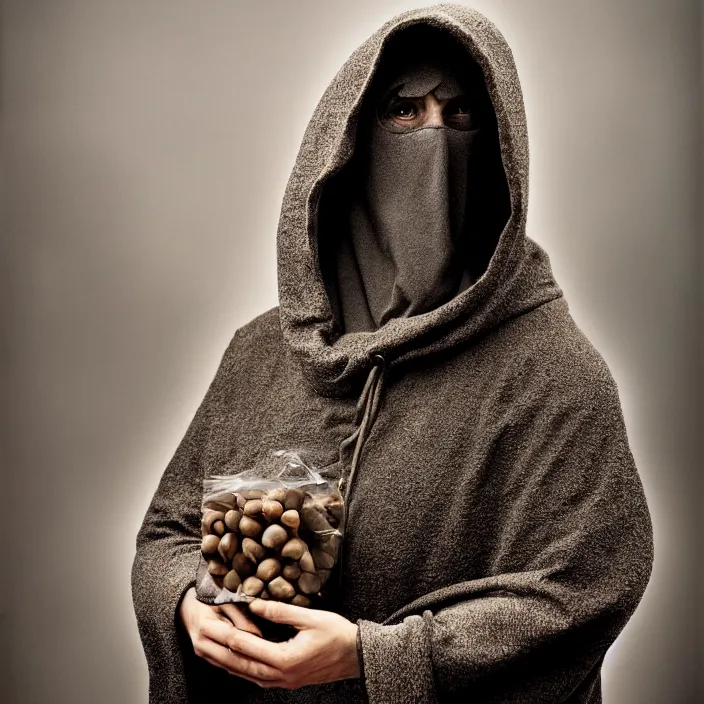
131,4,654,704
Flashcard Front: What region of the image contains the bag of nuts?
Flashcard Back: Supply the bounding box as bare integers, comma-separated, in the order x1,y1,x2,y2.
195,450,344,612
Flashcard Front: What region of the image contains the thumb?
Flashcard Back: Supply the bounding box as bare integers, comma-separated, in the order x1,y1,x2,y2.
248,598,318,629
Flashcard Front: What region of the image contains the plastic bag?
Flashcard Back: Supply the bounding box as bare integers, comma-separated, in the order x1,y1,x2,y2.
195,449,344,610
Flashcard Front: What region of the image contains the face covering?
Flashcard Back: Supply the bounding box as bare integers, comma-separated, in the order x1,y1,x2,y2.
329,34,509,334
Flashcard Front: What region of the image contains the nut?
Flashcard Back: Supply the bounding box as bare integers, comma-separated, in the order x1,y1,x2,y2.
218,532,238,562
241,489,265,500
298,550,316,574
202,510,226,536
204,491,236,511
317,568,331,585
201,534,220,554
224,509,242,531
282,562,301,580
262,499,284,522
243,499,263,517
281,537,307,560
261,524,288,549
267,576,296,600
212,520,226,536
256,557,282,582
300,501,332,533
280,510,300,531
239,516,263,538
283,489,305,511
291,594,311,607
266,488,287,503
223,570,241,591
232,552,255,578
259,589,270,600
241,537,266,563
297,572,322,595
242,576,265,596
207,559,229,577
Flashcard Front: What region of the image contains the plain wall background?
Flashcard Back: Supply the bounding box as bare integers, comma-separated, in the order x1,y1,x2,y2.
2,1,701,702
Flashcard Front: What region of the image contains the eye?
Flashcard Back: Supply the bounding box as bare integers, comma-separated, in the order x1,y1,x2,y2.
387,99,419,120
443,97,475,130
377,94,426,130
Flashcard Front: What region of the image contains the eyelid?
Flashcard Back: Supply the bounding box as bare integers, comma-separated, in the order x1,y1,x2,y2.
389,97,420,109
443,97,471,110
382,97,422,120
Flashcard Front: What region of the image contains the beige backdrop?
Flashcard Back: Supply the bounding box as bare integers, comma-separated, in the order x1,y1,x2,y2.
2,1,701,702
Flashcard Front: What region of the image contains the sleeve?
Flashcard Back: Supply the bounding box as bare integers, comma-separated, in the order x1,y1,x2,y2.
355,368,654,704
130,332,239,704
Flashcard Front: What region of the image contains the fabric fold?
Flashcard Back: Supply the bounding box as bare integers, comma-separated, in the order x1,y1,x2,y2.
351,356,653,702
131,332,244,704
337,353,387,592
279,4,534,397
358,613,438,704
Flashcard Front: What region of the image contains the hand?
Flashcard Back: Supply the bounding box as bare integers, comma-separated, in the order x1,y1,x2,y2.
202,598,361,689
179,587,272,684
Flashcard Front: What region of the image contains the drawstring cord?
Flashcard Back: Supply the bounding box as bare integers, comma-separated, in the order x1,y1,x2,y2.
338,354,387,502
336,354,387,592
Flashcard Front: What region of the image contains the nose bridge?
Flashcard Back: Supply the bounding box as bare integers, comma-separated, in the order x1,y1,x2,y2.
425,92,445,127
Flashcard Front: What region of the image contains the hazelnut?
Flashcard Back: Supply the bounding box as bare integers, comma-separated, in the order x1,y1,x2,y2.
261,524,288,549
242,576,264,596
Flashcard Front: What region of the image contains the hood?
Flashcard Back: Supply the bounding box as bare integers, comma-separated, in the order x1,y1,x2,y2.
322,22,512,335
276,3,563,398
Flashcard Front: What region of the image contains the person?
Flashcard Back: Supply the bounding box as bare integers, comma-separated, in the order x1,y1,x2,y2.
131,5,654,704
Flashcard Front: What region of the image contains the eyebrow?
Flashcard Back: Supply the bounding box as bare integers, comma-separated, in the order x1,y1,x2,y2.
379,90,469,109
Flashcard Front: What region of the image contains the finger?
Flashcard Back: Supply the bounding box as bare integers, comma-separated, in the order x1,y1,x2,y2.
196,637,280,685
200,653,265,686
199,614,249,649
200,617,283,669
217,604,258,633
222,623,292,670
248,598,319,629
219,603,264,637
213,607,233,624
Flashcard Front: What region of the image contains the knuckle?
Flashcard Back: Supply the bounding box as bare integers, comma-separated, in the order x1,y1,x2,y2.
238,658,254,676
237,658,263,683
239,658,266,682
252,664,272,682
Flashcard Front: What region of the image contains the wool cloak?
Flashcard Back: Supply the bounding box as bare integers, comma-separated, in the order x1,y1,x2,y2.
131,4,654,703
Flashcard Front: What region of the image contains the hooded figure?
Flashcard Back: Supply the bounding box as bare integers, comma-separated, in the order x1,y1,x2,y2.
132,5,654,704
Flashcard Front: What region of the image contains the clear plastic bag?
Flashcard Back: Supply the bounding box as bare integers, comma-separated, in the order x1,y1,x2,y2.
195,449,344,609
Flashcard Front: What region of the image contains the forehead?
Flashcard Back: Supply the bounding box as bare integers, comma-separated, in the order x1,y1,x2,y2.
370,24,483,104
381,63,467,102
